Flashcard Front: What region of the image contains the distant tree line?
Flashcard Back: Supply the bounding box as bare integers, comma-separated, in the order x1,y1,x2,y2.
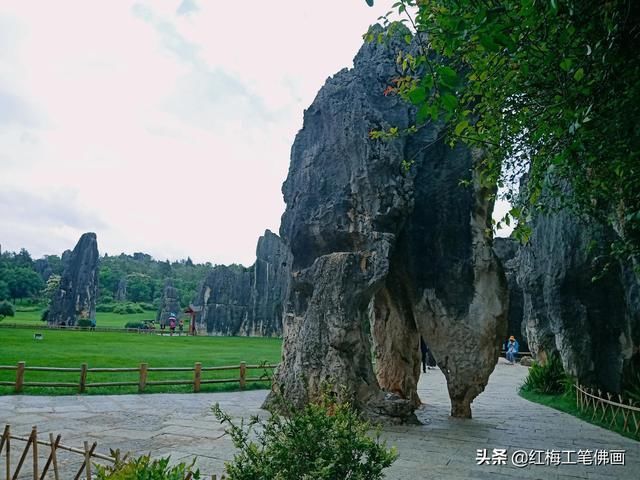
0,247,214,314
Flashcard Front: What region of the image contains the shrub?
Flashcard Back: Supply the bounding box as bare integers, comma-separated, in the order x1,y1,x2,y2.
0,301,15,320
41,308,49,322
212,395,397,480
124,321,144,329
95,451,200,480
96,303,116,313
521,354,572,395
113,302,144,314
138,302,155,311
77,319,92,328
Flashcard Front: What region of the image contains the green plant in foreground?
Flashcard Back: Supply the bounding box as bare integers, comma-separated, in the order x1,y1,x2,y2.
521,354,572,395
213,395,398,480
95,450,200,479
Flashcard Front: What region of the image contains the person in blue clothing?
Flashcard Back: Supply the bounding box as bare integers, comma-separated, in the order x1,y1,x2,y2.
506,335,519,364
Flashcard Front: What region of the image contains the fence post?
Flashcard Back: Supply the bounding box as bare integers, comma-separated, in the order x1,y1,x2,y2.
79,363,88,394
139,363,148,393
239,362,246,390
15,361,25,393
194,362,201,393
32,426,38,480
4,424,10,480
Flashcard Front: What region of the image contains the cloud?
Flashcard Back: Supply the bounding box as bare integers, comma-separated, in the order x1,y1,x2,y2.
0,91,42,128
0,189,106,230
176,0,198,17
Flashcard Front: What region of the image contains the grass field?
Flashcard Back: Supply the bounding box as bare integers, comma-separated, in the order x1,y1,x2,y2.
0,329,282,396
6,307,156,328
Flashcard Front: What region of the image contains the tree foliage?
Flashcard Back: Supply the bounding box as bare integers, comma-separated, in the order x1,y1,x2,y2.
0,301,14,320
367,0,640,260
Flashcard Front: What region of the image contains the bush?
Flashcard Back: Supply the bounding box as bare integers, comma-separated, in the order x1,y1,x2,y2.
95,451,200,480
96,303,116,313
212,395,397,480
113,302,144,314
0,301,15,320
138,302,155,311
521,354,572,395
41,308,49,322
124,321,144,329
77,319,92,328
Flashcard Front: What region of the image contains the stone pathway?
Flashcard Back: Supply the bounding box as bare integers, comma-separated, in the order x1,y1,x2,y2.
0,359,637,479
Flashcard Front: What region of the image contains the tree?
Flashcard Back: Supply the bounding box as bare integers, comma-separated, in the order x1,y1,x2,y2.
43,274,61,303
125,273,154,303
368,0,640,264
0,280,9,301
6,268,44,302
0,301,14,320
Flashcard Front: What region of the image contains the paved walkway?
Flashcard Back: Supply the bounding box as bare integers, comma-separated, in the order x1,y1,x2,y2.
0,360,637,479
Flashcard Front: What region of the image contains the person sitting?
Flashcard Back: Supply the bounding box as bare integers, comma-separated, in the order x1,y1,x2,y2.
506,335,519,364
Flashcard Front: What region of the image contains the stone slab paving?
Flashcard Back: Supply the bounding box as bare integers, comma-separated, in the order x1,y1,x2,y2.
0,359,637,479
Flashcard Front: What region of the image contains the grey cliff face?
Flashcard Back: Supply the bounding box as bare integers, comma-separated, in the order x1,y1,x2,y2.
157,280,181,327
48,233,99,326
266,27,508,421
493,237,526,348
514,209,639,392
194,230,291,336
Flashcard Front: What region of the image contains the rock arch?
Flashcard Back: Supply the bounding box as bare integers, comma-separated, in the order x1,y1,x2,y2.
264,28,508,420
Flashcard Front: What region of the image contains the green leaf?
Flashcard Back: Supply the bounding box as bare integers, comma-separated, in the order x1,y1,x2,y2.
437,66,458,88
573,68,584,81
454,120,469,136
441,93,458,112
408,87,427,105
404,34,412,45
559,58,573,71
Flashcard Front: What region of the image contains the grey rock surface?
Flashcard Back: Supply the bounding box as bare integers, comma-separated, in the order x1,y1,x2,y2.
194,230,290,336
515,208,640,392
493,237,527,348
266,27,507,420
48,233,99,326
157,280,181,327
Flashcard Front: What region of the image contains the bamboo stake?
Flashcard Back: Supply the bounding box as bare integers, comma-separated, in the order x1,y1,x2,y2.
12,427,33,480
31,427,37,480
40,433,61,480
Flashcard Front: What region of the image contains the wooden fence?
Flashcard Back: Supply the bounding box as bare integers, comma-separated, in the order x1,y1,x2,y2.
575,382,640,438
0,322,168,335
0,424,115,480
0,425,226,479
0,362,277,394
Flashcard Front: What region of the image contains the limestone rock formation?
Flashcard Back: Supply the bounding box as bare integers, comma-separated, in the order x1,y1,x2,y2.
115,277,127,302
265,27,508,420
515,209,640,392
157,280,181,327
48,233,99,326
493,237,526,348
194,230,290,336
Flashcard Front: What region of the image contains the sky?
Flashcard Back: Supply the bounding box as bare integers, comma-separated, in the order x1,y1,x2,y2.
0,0,511,266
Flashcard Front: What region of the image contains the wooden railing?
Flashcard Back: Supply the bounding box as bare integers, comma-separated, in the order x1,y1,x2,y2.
0,425,227,479
0,424,115,480
0,362,277,394
0,322,169,335
575,382,640,438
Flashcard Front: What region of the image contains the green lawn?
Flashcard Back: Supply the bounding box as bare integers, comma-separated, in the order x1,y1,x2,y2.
6,308,156,328
0,329,282,396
